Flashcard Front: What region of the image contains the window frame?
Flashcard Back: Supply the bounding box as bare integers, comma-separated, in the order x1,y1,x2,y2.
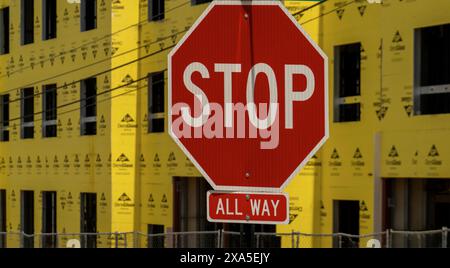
21,87,35,139
81,0,97,32
414,23,450,116
42,0,57,41
41,191,57,248
0,7,9,54
0,94,9,142
42,84,57,138
20,190,35,248
21,0,34,45
80,77,97,136
148,71,165,134
334,42,362,123
191,0,213,6
147,224,165,248
149,0,165,22
0,189,6,248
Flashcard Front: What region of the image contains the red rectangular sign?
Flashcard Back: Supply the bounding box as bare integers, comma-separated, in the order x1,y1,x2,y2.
207,191,289,225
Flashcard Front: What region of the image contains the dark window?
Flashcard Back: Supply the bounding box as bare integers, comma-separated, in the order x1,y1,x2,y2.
149,0,165,21
419,24,450,87
80,193,97,248
147,224,164,248
419,93,450,115
148,72,165,133
0,7,9,54
0,190,6,248
42,191,57,248
333,200,360,248
81,78,97,136
21,191,34,248
415,23,450,115
0,94,9,142
21,0,34,45
191,0,212,5
81,0,97,32
43,0,57,40
337,103,361,123
336,43,361,97
43,84,57,138
21,88,34,139
334,43,361,122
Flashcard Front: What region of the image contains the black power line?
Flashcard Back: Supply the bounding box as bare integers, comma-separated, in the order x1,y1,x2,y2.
301,0,357,25
292,0,329,18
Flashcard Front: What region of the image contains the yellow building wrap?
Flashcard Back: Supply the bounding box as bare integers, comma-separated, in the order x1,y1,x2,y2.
0,0,449,248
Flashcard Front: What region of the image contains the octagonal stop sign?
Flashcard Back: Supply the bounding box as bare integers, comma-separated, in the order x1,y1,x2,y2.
169,1,328,192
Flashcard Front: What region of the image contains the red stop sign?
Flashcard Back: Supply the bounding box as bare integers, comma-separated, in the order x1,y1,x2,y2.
169,1,328,192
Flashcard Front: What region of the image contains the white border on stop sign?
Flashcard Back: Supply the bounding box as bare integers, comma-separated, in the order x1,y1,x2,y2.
206,191,290,225
168,0,329,193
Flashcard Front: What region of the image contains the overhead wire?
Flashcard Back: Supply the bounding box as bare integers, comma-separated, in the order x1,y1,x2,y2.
301,0,357,25
291,0,329,18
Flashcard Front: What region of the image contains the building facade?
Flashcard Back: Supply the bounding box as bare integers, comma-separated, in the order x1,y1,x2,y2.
0,0,449,248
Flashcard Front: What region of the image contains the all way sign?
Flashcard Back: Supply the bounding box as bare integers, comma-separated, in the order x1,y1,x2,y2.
207,192,289,224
